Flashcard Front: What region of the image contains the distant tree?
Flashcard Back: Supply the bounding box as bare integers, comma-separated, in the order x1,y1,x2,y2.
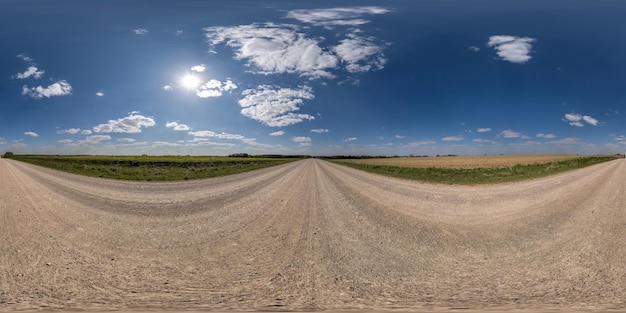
3,152,14,158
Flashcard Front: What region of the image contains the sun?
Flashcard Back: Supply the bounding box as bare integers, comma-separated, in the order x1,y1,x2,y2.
181,74,201,90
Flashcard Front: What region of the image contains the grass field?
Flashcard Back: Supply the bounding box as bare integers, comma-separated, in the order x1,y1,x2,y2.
10,155,302,181
332,155,623,184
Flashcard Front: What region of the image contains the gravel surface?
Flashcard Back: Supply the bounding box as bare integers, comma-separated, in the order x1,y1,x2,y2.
1,158,625,312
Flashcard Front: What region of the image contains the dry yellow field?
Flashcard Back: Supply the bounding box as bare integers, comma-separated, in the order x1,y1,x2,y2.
340,154,585,169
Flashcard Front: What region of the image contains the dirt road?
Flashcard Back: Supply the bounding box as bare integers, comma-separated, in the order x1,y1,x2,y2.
1,158,625,311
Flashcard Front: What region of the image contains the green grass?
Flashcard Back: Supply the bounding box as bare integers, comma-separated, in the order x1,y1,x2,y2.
11,155,302,181
332,156,621,185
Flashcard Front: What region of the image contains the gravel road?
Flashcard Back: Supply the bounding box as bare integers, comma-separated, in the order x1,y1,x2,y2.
1,158,625,312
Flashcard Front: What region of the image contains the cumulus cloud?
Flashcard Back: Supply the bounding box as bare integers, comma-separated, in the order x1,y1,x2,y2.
548,137,582,145
473,138,496,144
442,135,464,141
165,122,190,131
286,6,389,27
24,131,38,137
582,115,599,126
190,64,206,72
22,80,72,99
401,140,437,148
14,66,45,79
487,35,536,64
333,34,387,73
344,137,357,142
292,136,311,143
206,23,339,79
96,91,104,97
270,131,285,136
536,133,556,139
117,138,136,143
468,46,480,52
133,28,149,35
17,54,33,62
84,135,112,144
81,130,92,135
614,135,626,142
58,128,81,135
563,113,600,127
500,129,521,138
163,85,172,91
238,85,315,127
477,128,492,133
188,130,245,140
205,7,390,79
311,129,329,133
195,79,237,98
93,113,156,134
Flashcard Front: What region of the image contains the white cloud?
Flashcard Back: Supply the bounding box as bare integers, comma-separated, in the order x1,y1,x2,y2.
333,34,387,73
270,131,285,136
93,113,156,134
238,85,315,127
394,135,405,139
311,129,329,133
190,64,206,72
165,121,190,131
117,138,136,143
402,140,437,148
500,129,521,138
133,28,149,35
442,135,464,141
22,80,72,99
176,30,184,37
163,85,172,91
58,128,81,135
188,130,245,140
468,46,480,52
344,137,357,142
548,137,582,145
84,135,112,144
81,130,92,135
57,139,73,144
582,115,599,126
536,133,556,139
487,35,536,64
477,128,492,133
614,135,626,142
473,139,496,144
17,54,33,62
292,136,311,143
24,131,38,137
286,7,390,27
195,79,237,98
96,91,104,97
206,23,339,79
14,66,45,79
563,113,600,127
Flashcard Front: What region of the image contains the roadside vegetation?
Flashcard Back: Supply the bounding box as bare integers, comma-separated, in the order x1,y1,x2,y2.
331,155,623,185
10,154,304,181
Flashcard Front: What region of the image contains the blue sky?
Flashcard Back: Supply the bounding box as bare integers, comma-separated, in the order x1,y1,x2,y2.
1,0,625,156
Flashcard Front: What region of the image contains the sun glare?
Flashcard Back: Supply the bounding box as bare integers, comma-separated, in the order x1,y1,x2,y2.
181,74,201,90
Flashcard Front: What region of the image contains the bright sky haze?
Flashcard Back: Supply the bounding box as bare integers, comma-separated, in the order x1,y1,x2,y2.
1,0,625,156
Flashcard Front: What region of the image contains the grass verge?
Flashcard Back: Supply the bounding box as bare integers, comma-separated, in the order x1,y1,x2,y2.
11,155,302,181
331,156,621,185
